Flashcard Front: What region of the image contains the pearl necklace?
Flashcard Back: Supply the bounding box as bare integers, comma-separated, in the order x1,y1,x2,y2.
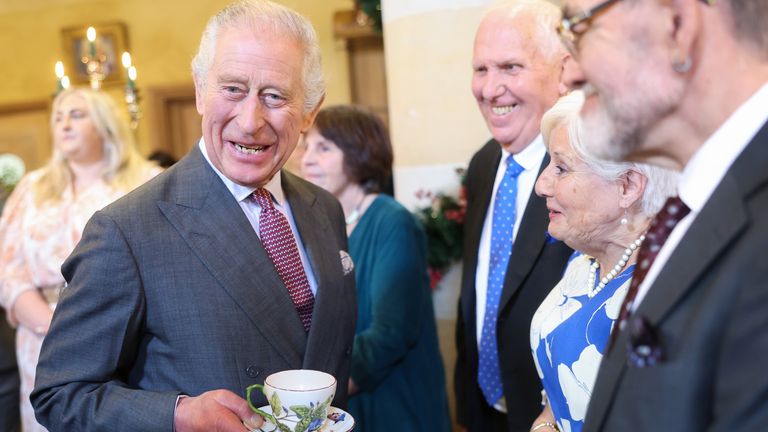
345,194,368,226
587,234,646,298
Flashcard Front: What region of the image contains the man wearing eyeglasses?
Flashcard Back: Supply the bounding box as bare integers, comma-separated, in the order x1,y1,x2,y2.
454,1,573,431
558,0,768,431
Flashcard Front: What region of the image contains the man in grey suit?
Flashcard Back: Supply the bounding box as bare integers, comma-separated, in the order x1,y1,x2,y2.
558,0,768,430
31,1,356,431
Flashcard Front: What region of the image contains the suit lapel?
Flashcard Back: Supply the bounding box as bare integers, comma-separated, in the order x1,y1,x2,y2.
157,147,306,365
635,121,768,330
499,154,550,310
460,142,500,328
280,173,347,371
638,176,747,323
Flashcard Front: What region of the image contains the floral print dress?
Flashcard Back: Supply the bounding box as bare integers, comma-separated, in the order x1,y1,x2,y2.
530,252,634,432
0,167,159,432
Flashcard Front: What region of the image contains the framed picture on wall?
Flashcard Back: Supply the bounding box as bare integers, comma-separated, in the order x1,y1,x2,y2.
61,22,129,87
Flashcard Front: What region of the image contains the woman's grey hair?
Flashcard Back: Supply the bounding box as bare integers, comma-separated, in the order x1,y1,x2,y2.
485,0,566,61
191,0,325,114
541,91,679,216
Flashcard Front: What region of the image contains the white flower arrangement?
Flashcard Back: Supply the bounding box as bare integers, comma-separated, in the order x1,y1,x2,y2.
0,153,25,194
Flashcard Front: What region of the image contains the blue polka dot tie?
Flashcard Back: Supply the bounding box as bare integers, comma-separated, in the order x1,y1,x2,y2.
253,188,315,331
478,155,524,406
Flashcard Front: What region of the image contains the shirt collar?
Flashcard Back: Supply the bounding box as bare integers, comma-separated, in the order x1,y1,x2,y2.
501,134,546,171
198,138,285,205
679,81,768,212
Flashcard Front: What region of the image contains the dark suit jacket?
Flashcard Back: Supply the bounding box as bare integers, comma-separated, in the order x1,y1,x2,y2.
0,310,19,432
455,139,572,431
31,146,357,431
583,121,768,431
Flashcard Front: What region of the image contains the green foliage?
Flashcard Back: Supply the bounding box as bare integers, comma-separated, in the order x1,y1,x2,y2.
415,193,465,270
357,0,382,31
413,170,467,289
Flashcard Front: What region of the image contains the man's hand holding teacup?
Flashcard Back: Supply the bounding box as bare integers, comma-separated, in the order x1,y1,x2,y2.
174,389,263,432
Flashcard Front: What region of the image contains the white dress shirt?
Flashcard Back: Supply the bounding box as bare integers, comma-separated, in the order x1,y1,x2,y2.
198,139,318,295
632,82,768,310
475,136,546,339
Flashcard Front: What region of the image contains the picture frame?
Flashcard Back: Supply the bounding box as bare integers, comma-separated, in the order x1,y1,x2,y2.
61,22,129,87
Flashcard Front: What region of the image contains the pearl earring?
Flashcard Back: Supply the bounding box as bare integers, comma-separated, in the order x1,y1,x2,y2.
620,209,629,226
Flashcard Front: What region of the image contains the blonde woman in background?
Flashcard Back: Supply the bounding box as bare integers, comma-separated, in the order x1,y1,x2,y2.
0,87,160,431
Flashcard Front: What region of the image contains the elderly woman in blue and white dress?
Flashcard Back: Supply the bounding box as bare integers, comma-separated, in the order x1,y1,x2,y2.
528,91,678,432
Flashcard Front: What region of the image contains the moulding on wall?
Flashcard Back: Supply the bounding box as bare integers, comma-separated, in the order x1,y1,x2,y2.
333,9,379,40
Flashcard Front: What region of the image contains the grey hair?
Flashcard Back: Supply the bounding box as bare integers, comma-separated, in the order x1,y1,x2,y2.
485,0,567,61
191,0,325,114
725,0,768,58
541,91,679,216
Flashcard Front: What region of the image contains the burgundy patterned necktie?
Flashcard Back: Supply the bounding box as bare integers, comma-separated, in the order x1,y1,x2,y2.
609,196,691,349
252,188,315,331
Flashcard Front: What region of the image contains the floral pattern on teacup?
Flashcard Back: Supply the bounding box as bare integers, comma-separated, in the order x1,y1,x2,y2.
247,384,333,432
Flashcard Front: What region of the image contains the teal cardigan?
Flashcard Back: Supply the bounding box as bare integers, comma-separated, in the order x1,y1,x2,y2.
347,194,450,431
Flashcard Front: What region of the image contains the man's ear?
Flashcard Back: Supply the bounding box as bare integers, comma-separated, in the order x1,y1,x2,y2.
558,53,574,96
301,93,325,132
619,168,647,209
666,0,702,69
194,75,205,115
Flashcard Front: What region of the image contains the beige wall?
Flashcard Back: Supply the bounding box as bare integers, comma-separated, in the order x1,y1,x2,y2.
0,0,354,157
383,0,490,168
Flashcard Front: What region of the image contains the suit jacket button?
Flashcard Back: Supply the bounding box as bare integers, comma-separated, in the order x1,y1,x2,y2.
345,347,352,356
246,365,261,378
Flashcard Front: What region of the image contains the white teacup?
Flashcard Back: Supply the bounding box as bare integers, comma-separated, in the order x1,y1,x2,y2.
247,369,337,432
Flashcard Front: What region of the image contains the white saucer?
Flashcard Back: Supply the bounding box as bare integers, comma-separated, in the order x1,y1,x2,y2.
251,405,354,432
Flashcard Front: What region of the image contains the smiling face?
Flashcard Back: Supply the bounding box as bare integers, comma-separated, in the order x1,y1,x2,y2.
535,124,623,252
195,25,320,188
300,127,351,197
52,93,104,165
472,13,564,154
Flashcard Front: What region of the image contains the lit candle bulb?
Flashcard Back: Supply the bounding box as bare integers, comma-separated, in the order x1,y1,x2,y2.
128,65,137,89
61,75,71,89
121,52,132,69
55,61,64,79
122,52,134,88
55,61,65,91
86,26,97,58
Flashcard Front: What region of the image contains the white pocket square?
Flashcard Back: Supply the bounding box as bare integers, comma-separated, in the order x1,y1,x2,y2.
339,250,354,275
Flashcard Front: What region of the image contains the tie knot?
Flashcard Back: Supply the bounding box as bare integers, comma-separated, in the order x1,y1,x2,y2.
642,195,691,264
505,155,524,178
654,196,691,229
252,188,275,211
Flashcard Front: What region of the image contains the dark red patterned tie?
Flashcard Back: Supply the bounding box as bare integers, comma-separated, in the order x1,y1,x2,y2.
252,188,315,331
609,196,691,349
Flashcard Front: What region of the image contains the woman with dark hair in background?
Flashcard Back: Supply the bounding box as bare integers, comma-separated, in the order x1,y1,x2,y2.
301,105,450,431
